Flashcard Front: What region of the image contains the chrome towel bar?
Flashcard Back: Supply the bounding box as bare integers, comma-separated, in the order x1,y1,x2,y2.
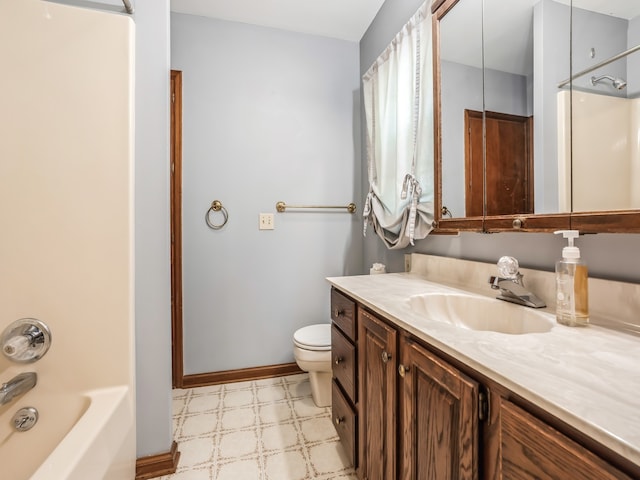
276,201,356,213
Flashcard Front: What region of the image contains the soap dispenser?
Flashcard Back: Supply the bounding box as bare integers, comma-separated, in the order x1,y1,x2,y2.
554,230,589,326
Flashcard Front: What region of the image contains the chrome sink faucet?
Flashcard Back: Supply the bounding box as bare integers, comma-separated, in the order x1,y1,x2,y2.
0,372,37,406
488,256,546,309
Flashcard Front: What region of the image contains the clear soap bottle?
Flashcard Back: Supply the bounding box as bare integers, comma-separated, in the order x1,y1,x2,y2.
554,230,589,326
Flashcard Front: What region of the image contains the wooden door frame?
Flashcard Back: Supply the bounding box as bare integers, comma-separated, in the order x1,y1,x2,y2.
170,70,184,388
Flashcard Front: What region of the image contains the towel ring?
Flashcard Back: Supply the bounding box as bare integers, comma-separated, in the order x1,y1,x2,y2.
205,200,229,230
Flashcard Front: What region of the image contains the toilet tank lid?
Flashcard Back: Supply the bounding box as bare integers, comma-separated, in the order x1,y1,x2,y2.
293,324,331,349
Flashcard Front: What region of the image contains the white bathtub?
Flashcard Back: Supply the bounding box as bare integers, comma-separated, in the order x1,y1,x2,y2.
0,378,134,480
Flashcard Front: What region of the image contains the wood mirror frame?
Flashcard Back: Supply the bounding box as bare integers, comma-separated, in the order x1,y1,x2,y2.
431,0,640,234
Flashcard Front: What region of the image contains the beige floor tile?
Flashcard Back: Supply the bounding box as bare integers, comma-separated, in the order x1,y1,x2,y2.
221,379,253,392
256,384,287,403
299,415,338,443
287,379,312,399
173,397,188,416
176,437,215,468
255,376,284,387
261,423,300,452
292,397,328,418
308,441,353,475
187,394,221,414
218,429,258,458
220,406,256,430
258,401,293,424
282,373,308,384
214,457,261,479
180,412,218,438
222,388,255,408
264,449,309,480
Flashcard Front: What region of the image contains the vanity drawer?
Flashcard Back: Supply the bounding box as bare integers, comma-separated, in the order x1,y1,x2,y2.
331,288,356,341
332,324,356,402
332,379,357,468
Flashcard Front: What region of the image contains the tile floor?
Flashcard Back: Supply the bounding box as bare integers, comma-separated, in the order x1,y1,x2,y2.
159,373,357,480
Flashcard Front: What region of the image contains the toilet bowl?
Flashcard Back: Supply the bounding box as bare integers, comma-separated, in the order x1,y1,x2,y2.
293,324,332,407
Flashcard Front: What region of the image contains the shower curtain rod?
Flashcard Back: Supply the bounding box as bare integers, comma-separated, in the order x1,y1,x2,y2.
558,43,640,88
122,0,134,14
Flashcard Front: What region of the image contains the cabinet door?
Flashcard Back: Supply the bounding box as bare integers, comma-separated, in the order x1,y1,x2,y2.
498,399,632,480
399,337,480,480
358,308,397,480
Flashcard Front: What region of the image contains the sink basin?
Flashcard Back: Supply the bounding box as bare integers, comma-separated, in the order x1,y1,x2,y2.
408,292,554,334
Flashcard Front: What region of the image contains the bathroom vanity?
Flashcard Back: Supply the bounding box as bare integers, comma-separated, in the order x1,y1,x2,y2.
328,254,640,479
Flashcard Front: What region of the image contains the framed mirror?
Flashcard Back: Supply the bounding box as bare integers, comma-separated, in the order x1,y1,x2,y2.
433,0,640,233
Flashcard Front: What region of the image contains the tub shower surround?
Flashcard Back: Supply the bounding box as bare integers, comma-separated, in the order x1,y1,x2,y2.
0,0,136,477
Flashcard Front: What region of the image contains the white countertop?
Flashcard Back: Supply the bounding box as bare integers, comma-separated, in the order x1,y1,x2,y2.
327,271,640,466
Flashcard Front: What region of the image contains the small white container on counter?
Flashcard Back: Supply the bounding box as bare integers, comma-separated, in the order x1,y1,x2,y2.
370,263,386,275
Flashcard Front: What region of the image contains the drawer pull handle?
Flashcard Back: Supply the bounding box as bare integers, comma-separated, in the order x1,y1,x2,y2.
381,351,391,364
333,308,344,318
335,416,345,425
334,356,343,365
398,364,410,378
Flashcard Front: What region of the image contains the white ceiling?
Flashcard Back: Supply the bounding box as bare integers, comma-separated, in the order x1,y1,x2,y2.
170,0,387,42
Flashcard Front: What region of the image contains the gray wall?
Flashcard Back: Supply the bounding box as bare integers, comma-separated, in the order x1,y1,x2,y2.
171,14,362,374
135,0,173,458
362,0,640,285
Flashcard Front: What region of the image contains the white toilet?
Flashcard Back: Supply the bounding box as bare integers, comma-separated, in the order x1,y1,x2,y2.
293,324,332,407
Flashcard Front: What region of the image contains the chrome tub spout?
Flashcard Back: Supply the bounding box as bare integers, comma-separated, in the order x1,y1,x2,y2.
0,372,37,406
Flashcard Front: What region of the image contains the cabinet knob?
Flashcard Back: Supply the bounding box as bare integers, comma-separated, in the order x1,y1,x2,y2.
513,218,524,229
398,364,410,378
334,356,343,366
381,351,391,364
333,308,343,318
335,416,345,425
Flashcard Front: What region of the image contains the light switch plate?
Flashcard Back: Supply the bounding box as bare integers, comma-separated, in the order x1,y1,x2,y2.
259,213,274,230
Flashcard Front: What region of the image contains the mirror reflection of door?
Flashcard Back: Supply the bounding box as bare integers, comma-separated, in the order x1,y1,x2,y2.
465,110,533,216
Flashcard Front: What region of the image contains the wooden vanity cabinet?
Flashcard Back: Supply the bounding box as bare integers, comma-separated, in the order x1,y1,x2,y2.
332,290,638,480
330,288,358,468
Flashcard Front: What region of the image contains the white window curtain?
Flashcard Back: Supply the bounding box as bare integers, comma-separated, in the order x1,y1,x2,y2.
362,2,434,250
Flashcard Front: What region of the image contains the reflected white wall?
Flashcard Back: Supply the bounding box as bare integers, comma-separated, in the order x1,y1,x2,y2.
559,90,640,211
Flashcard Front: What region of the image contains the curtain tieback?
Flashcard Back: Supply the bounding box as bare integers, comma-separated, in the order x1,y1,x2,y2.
362,190,374,237
401,174,422,246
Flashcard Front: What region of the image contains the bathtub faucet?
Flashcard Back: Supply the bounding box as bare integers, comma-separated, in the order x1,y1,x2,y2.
0,372,37,406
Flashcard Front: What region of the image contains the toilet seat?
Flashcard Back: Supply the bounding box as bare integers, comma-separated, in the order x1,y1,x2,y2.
293,324,331,351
